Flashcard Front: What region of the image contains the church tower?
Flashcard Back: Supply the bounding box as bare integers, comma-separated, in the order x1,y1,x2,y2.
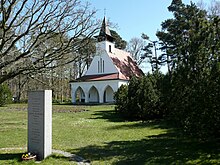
95,17,115,54
96,17,114,42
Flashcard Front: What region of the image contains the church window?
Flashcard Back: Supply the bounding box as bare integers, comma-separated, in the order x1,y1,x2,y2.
98,58,105,73
109,45,112,52
100,58,102,73
103,60,105,72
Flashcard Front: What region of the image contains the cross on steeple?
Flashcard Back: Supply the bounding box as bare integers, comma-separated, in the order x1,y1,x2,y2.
104,8,106,17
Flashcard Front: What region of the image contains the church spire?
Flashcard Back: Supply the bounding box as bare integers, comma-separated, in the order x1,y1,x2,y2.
96,17,114,42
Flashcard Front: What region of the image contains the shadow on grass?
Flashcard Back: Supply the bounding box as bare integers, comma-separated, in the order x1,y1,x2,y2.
90,110,126,122
107,120,172,130
0,153,22,161
90,110,173,130
72,108,220,164
46,154,69,161
69,130,220,165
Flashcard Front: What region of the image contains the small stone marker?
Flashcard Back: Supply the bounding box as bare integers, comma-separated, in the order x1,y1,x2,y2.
28,90,52,160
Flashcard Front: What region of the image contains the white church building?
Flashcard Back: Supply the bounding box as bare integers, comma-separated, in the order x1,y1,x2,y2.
70,17,143,104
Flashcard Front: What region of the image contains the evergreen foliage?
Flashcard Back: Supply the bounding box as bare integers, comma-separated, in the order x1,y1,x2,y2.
160,0,220,138
114,72,165,121
110,30,127,50
115,0,220,139
114,84,128,115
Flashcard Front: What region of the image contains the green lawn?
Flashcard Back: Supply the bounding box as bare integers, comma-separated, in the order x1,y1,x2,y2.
0,104,219,164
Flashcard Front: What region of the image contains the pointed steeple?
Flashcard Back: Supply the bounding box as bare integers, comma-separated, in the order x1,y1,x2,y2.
96,17,114,42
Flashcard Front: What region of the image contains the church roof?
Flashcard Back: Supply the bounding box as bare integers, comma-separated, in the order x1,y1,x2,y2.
109,49,144,80
75,73,119,82
95,17,114,42
100,17,111,37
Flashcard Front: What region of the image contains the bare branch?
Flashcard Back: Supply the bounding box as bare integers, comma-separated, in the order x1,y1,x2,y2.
0,0,99,84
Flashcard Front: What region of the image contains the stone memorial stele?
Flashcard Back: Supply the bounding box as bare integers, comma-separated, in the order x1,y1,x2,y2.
28,90,52,160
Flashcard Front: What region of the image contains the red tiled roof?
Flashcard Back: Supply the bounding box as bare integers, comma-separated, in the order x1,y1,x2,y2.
76,73,122,81
109,49,144,80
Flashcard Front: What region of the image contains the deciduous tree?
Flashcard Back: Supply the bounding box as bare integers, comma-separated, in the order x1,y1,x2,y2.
126,37,145,65
0,0,99,84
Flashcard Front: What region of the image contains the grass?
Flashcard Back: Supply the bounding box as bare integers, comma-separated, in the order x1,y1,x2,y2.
0,104,219,164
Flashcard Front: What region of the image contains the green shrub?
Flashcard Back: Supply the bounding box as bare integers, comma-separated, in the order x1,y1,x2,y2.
114,85,128,115
0,83,12,106
139,73,163,120
114,72,166,121
169,64,220,138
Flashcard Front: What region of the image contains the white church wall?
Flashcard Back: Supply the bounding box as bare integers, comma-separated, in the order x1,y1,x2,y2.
84,55,100,75
118,81,128,87
96,41,115,54
70,79,128,103
85,41,118,76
